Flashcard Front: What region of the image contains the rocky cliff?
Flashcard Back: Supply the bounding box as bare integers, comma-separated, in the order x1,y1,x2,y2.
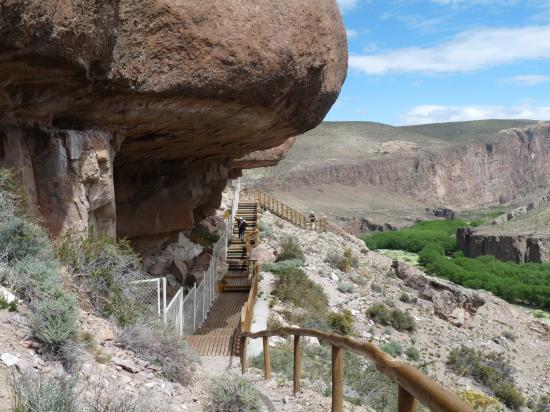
457,192,550,263
0,1,347,258
245,121,550,231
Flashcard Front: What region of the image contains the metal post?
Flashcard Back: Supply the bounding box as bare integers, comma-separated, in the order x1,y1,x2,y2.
157,278,161,316
178,287,184,336
193,283,197,332
162,277,167,323
202,271,206,322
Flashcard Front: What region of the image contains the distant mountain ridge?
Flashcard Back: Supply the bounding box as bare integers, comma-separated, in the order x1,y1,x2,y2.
243,119,550,234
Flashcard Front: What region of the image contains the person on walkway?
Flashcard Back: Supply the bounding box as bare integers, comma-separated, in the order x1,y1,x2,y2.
235,217,242,235
239,219,247,240
309,210,316,230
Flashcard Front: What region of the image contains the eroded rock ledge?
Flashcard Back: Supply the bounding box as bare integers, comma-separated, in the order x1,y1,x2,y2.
0,0,347,265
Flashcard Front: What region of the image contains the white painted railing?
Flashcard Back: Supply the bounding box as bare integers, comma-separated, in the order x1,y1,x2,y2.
136,178,241,335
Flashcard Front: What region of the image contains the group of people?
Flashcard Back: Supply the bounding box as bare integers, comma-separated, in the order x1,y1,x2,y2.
235,217,248,240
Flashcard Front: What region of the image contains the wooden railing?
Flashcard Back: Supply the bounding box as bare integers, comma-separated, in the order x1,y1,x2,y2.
239,273,260,359
242,189,328,232
240,327,474,412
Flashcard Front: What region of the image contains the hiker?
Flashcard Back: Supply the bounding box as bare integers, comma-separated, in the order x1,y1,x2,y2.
239,219,247,240
309,210,316,230
235,216,242,234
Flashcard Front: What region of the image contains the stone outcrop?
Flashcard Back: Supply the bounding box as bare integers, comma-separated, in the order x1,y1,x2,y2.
253,123,550,212
392,261,486,327
457,191,550,263
457,228,550,263
0,1,347,262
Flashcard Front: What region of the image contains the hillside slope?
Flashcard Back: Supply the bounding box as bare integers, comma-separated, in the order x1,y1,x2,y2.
244,120,549,233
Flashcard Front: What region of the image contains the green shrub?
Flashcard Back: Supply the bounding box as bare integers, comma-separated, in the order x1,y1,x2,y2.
10,370,77,412
189,225,220,248
116,320,197,385
328,310,354,335
399,293,417,304
0,218,53,263
458,389,503,411
493,384,524,410
277,237,305,262
271,266,328,316
262,259,303,274
367,303,416,332
447,346,524,409
208,375,262,412
57,233,145,324
381,340,403,357
532,394,550,412
29,293,78,346
0,169,23,222
7,258,62,302
336,282,354,294
405,346,420,361
325,248,358,273
362,219,467,253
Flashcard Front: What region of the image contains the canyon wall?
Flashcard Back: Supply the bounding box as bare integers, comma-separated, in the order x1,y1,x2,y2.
0,0,347,275
255,123,550,212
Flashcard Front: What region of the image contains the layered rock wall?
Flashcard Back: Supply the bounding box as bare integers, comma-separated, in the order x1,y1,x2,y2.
0,0,347,262
256,124,550,211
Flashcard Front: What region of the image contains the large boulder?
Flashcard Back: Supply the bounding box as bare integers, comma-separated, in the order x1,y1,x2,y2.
392,261,486,327
0,1,347,249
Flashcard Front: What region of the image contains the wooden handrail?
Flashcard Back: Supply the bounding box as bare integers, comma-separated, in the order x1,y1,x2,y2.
240,327,474,412
242,189,328,233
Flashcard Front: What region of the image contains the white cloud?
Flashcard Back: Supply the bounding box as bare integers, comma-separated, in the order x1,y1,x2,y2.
349,25,550,75
346,29,358,39
401,103,550,124
337,0,360,13
501,74,550,86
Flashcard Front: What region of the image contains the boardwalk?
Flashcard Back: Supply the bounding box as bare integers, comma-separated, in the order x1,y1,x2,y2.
187,201,258,356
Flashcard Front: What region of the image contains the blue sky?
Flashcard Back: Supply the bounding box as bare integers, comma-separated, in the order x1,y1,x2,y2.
327,0,550,125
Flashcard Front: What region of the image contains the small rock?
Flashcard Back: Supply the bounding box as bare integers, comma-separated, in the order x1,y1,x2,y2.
112,357,140,373
284,396,290,404
147,363,162,372
330,273,339,282
96,327,114,342
1,353,18,367
303,336,320,346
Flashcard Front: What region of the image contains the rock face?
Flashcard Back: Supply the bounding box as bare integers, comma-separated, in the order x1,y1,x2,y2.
0,1,347,255
392,261,485,327
457,191,550,263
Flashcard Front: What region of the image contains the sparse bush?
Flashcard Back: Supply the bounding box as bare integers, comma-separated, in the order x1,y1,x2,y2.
371,283,382,293
399,292,417,304
7,257,62,302
350,273,368,285
458,389,503,411
117,320,197,385
325,248,358,273
0,218,53,263
267,315,284,330
0,169,22,222
447,346,524,409
258,220,274,239
381,340,403,357
262,258,303,274
58,340,86,372
208,375,262,412
29,293,78,347
10,370,77,412
189,225,220,248
531,394,550,412
336,282,354,294
328,310,354,335
276,237,305,263
405,346,420,361
271,265,328,316
57,232,145,325
367,303,416,332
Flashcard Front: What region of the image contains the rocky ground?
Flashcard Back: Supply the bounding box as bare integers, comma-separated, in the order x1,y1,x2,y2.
0,290,360,411
254,210,550,409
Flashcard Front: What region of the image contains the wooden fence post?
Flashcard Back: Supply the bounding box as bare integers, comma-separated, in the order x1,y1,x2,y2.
332,345,344,412
398,385,418,412
241,336,248,374
263,336,271,380
293,335,302,395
